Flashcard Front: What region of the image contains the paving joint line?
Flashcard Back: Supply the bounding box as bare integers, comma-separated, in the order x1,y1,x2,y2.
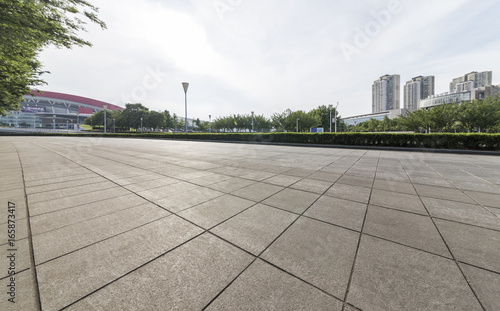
397,153,489,311
342,151,381,311
13,143,42,311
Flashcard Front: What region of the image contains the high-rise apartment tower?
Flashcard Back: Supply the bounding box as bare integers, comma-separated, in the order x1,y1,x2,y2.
372,74,400,113
449,71,492,93
404,76,435,110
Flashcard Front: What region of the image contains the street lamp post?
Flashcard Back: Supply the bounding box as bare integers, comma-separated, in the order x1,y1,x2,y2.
335,102,339,133
77,113,80,131
53,115,56,130
33,116,36,130
251,111,254,133
66,120,69,130
182,82,189,134
103,105,108,134
209,115,212,133
113,118,115,133
15,116,18,128
296,118,300,132
329,104,333,133
140,117,143,134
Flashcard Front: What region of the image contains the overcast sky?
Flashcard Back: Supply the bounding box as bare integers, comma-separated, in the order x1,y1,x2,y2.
38,0,500,120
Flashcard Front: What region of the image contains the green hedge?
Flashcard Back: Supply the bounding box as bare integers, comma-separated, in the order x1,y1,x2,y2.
2,132,500,151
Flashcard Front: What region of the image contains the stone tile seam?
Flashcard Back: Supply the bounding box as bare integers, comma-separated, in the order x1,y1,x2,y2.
367,204,500,233
397,154,488,311
203,150,372,310
12,143,42,311
342,153,381,311
26,202,164,239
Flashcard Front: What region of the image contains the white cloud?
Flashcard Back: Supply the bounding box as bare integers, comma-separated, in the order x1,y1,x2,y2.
37,0,500,120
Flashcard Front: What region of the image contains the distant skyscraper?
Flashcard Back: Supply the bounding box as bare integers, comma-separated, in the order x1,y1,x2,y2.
404,76,435,110
449,71,492,93
372,74,400,113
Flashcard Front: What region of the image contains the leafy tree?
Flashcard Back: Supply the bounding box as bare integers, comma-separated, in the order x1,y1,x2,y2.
271,109,320,132
0,0,106,115
310,105,340,132
164,110,173,129
145,111,166,131
121,103,149,130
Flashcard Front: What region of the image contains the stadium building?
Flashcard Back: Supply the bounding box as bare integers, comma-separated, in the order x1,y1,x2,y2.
0,90,123,129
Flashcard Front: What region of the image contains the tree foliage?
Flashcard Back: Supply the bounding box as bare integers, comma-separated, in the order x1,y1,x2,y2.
350,97,500,133
0,0,106,115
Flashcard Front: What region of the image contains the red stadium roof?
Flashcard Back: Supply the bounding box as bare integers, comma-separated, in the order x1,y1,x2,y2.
29,90,124,111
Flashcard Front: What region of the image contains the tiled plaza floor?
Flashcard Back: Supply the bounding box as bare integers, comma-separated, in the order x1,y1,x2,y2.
1,136,499,310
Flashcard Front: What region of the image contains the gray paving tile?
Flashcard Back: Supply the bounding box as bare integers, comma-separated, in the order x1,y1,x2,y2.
290,178,333,194
370,189,427,215
461,264,500,311
423,197,500,230
305,196,367,231
29,187,130,216
451,180,500,194
0,238,31,279
364,205,450,257
206,259,343,311
36,215,203,310
375,171,410,182
0,216,28,242
414,184,476,204
262,188,320,214
28,181,119,204
0,269,37,311
283,168,315,178
346,169,376,178
33,203,170,264
263,174,302,187
0,197,28,223
262,217,359,298
373,178,416,195
464,190,500,208
491,207,500,218
188,173,233,186
348,235,482,311
324,183,371,204
210,204,298,255
156,187,224,213
208,177,256,193
24,172,96,188
435,219,500,273
337,174,373,189
230,182,284,202
123,176,179,192
136,181,199,201
178,194,255,229
307,171,342,183
410,176,456,188
30,193,148,236
68,233,254,311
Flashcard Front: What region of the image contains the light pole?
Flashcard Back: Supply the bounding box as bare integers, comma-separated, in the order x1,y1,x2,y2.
335,102,339,133
140,117,143,134
15,116,18,128
296,118,300,132
329,104,333,133
66,120,69,130
251,111,254,133
53,115,56,130
209,115,212,133
77,113,80,131
182,82,189,134
103,105,108,134
113,118,116,133
33,116,36,130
